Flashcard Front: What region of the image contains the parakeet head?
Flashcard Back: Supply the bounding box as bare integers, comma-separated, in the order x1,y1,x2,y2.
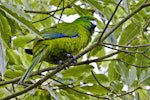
74,16,97,33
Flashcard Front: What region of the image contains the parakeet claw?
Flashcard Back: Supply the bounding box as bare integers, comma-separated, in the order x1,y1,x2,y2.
58,60,69,70
65,53,77,65
58,52,77,70
58,60,66,69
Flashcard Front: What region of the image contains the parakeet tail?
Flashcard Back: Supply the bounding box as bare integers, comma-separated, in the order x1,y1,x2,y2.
18,46,48,84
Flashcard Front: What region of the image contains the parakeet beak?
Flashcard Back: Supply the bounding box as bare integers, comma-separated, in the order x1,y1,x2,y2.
90,20,97,27
89,20,97,33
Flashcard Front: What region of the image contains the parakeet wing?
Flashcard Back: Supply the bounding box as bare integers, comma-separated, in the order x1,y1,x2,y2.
41,23,79,40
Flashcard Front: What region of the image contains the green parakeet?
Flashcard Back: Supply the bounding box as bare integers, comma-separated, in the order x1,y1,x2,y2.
19,16,97,83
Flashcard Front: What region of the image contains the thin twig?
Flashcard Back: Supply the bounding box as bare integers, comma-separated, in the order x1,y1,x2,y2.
91,71,113,92
98,0,123,42
115,87,140,97
0,66,56,86
102,42,150,48
102,44,143,54
51,78,109,99
77,51,120,65
33,0,63,23
58,0,65,23
24,5,71,15
144,18,150,31
118,59,150,68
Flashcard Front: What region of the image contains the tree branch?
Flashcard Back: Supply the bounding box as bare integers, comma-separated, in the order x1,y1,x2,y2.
102,42,150,48
91,71,112,92
51,78,109,99
115,87,140,97
0,66,56,86
24,5,71,15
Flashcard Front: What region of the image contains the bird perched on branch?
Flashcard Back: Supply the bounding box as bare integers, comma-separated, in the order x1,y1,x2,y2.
19,16,97,83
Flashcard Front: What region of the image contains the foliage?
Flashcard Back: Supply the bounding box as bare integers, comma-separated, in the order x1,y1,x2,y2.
0,0,150,100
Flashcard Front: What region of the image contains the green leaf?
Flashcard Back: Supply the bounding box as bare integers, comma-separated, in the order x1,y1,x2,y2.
109,81,123,92
73,4,93,16
86,0,103,12
13,34,36,47
80,84,109,95
108,61,120,82
0,3,43,39
135,42,150,67
84,73,109,84
49,0,76,7
119,23,141,45
128,67,136,87
87,46,105,58
6,49,21,65
61,89,90,100
136,89,150,100
139,69,150,85
117,62,129,85
23,89,52,100
0,10,11,48
61,65,94,78
117,62,136,88
5,66,22,78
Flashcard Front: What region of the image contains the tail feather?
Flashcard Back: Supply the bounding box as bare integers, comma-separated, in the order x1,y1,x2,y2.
19,46,48,84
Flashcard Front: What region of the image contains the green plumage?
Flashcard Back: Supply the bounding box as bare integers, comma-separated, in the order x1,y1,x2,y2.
19,16,96,83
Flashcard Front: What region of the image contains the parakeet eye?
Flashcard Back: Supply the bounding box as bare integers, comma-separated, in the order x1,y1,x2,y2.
90,20,97,26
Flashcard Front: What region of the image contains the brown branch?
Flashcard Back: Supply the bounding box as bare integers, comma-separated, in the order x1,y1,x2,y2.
78,58,150,69
102,44,143,54
117,59,150,68
58,0,65,23
102,42,150,48
91,71,113,92
77,51,120,65
0,66,56,86
33,0,64,23
51,78,109,99
115,87,141,97
24,5,71,15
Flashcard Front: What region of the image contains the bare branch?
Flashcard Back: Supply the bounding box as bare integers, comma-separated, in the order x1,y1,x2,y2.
98,0,123,42
0,67,56,86
51,78,109,99
115,87,140,97
102,42,150,48
91,71,112,92
24,5,71,15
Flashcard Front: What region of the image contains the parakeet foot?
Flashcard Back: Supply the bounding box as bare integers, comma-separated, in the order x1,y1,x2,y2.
57,60,66,69
63,52,77,65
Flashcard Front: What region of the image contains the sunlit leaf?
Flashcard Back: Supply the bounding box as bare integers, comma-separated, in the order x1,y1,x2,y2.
119,23,141,45
0,3,42,39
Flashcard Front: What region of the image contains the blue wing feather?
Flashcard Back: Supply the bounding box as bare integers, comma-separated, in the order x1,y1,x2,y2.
42,33,78,39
